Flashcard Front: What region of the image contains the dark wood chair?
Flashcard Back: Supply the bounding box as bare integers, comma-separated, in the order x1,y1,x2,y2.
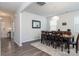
60,31,72,53
54,31,62,49
67,29,71,32
41,31,47,44
41,31,44,44
46,32,52,46
69,34,79,53
58,29,60,31
50,31,56,48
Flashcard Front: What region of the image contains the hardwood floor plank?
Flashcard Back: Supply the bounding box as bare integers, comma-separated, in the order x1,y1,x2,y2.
1,38,50,56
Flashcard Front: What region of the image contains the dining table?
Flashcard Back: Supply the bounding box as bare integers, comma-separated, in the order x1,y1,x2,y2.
41,31,73,53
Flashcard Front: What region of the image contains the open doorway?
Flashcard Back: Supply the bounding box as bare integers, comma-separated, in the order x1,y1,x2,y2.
0,17,12,39
0,12,14,55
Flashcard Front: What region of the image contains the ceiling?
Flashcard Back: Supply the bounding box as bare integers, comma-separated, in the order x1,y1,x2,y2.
25,2,79,17
0,2,23,17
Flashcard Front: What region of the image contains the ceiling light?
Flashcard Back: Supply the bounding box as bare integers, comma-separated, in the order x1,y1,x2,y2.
0,11,10,16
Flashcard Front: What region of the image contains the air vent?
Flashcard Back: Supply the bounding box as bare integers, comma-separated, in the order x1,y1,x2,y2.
36,2,46,6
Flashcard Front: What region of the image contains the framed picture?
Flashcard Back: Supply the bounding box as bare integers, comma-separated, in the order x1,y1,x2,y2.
32,20,41,28
62,22,67,26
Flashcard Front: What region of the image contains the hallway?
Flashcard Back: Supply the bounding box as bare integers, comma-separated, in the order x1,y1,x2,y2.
1,38,50,56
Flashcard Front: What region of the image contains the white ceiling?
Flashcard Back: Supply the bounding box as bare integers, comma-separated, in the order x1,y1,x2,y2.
25,2,79,17
0,2,23,16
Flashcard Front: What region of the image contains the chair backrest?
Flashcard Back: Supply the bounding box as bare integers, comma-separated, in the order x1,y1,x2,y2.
75,34,79,51
67,29,71,32
58,29,60,31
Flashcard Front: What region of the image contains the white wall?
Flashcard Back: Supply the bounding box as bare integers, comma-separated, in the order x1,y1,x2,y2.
14,12,22,46
57,13,74,34
20,11,48,43
47,11,79,41
57,11,79,35
56,11,79,41
46,17,52,31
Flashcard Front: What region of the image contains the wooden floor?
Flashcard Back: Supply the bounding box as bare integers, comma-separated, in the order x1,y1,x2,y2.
1,38,50,56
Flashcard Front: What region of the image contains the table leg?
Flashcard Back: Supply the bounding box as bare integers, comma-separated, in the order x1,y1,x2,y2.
67,40,70,54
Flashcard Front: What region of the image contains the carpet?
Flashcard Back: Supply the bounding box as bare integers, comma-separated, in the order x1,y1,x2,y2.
31,42,79,56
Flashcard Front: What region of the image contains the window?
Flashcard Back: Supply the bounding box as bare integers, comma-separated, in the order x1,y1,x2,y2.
50,16,59,31
74,16,79,32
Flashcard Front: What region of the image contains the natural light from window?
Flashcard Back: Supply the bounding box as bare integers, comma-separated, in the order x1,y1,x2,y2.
74,16,79,32
50,16,59,31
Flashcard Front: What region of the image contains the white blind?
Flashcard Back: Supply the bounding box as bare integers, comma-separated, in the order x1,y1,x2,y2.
74,16,79,32
50,20,57,31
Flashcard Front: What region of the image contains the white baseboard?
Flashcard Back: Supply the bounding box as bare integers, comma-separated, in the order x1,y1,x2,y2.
14,40,22,47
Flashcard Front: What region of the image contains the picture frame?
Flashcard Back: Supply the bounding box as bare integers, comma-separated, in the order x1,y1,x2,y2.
32,20,41,28
62,22,67,26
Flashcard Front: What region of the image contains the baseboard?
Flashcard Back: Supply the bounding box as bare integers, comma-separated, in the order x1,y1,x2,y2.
14,40,22,47
1,37,9,39
22,39,40,45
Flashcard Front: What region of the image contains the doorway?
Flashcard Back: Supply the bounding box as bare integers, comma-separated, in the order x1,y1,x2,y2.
0,16,12,40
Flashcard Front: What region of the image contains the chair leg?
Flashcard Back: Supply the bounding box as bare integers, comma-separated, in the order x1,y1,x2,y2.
41,39,42,43
55,43,57,49
76,44,78,53
51,41,54,48
48,41,50,46
67,43,70,54
65,43,67,49
45,39,47,44
61,45,63,51
72,44,74,48
72,37,75,48
46,40,49,46
52,42,54,48
61,42,63,51
53,43,54,48
42,39,44,44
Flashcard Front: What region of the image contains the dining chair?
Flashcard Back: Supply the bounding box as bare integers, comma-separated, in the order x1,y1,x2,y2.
51,31,55,48
67,29,71,32
41,31,47,44
58,29,60,31
54,31,62,49
41,31,44,44
69,33,79,53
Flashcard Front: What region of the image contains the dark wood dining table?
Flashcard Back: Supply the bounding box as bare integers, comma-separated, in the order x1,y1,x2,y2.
41,31,73,53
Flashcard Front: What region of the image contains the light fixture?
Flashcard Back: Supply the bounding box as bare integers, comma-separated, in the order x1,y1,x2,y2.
0,11,10,17
8,27,12,31
52,16,59,20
